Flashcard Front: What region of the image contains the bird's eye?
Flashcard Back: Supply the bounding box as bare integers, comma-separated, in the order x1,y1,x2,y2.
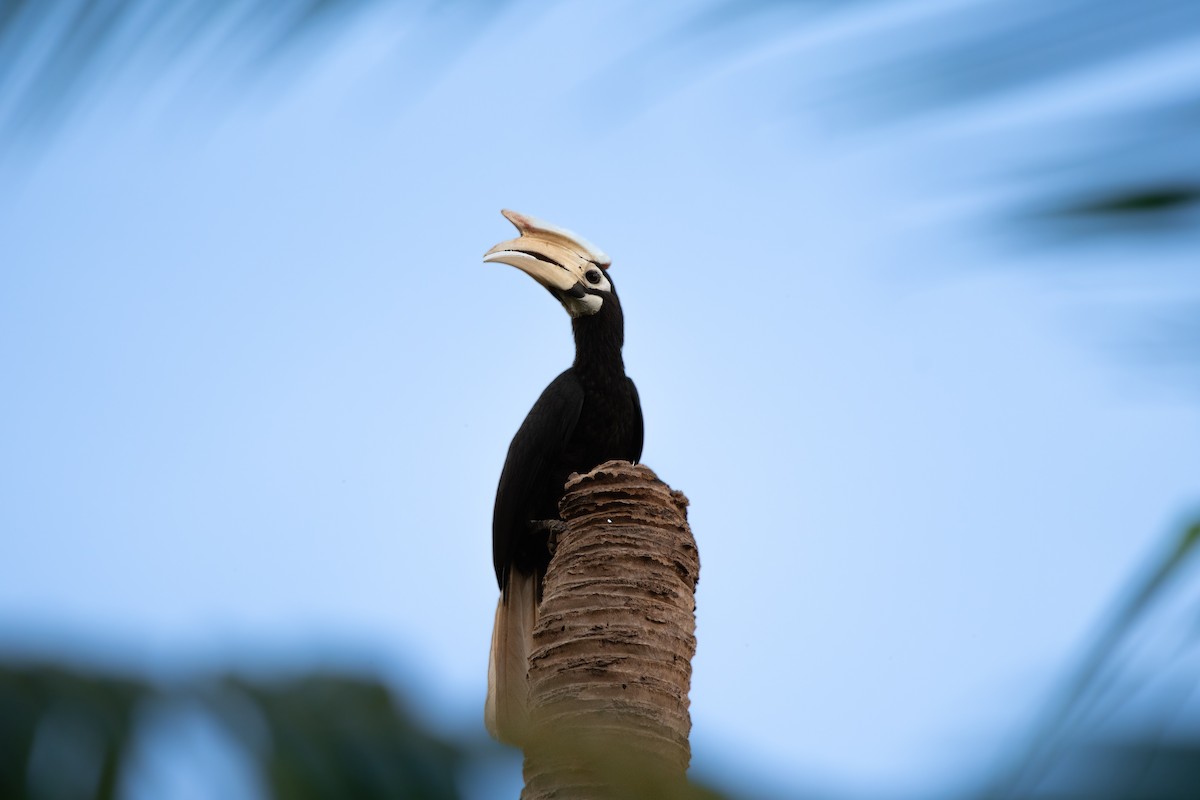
585,269,603,285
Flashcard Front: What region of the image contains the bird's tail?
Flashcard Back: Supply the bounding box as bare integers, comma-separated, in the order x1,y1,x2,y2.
485,570,539,744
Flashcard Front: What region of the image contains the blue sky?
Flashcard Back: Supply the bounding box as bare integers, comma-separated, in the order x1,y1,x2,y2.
2,3,1199,797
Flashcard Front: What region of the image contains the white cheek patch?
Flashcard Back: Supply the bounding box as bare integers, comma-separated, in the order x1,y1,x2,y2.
566,293,604,318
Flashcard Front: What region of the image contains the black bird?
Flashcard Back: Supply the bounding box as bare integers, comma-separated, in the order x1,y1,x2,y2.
482,209,643,743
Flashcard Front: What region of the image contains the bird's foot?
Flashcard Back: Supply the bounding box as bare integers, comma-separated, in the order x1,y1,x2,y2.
530,519,567,556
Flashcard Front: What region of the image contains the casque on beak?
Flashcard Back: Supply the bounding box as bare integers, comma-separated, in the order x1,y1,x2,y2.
484,210,611,304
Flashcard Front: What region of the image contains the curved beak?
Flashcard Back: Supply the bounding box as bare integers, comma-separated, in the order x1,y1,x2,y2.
483,245,585,295
483,209,609,295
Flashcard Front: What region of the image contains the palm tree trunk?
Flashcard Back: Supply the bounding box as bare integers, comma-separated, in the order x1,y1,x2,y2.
521,460,699,800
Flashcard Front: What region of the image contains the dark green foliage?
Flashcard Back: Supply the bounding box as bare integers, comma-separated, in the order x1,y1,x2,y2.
0,665,466,800
219,675,462,800
1057,187,1200,218
0,665,144,800
1015,739,1200,800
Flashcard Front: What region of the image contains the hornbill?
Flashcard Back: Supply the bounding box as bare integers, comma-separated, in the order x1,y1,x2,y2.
483,209,644,743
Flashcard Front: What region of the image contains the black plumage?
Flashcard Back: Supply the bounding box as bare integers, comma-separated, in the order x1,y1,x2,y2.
481,209,643,743
492,282,643,593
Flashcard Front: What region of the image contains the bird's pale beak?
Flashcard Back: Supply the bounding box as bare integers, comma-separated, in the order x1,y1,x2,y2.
484,209,610,295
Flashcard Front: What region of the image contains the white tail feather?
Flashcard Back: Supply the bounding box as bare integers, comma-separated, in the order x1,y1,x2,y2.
485,571,538,743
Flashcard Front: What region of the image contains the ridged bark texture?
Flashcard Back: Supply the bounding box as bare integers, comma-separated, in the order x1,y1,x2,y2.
521,460,699,800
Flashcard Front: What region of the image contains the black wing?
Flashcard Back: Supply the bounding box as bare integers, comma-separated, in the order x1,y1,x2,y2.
492,369,584,590
628,377,644,464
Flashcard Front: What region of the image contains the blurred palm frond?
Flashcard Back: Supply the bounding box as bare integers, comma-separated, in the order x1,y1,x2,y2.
0,664,468,800
4,0,1197,229
660,0,1200,380
994,518,1200,798
675,0,1200,226
0,0,502,147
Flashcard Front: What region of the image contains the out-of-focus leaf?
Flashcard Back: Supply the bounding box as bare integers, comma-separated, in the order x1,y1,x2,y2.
666,0,1200,373
669,0,870,38
1,663,471,800
0,664,147,800
996,519,1200,797
819,0,1200,122
1003,94,1200,228
212,674,464,800
1017,737,1200,799
672,0,1200,231
0,0,506,146
1055,187,1200,218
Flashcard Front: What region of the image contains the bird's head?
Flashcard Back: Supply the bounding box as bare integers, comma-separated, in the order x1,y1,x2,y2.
484,209,615,319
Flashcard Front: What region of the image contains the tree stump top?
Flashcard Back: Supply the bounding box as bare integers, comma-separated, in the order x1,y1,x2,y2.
523,460,699,799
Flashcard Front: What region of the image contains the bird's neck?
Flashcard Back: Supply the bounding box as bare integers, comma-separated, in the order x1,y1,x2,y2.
571,310,625,387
